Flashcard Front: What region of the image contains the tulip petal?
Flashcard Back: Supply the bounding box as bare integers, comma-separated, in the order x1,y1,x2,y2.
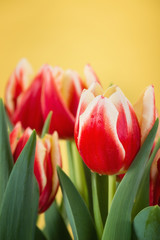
88,82,103,97
9,122,22,153
84,64,100,87
12,71,44,134
41,66,75,138
109,88,141,170
5,59,33,116
77,95,125,175
75,89,95,143
134,85,156,144
60,70,83,116
39,132,62,212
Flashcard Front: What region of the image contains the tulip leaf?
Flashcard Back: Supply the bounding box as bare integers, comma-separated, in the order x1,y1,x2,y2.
0,99,13,209
132,139,160,219
41,111,53,138
57,166,98,240
44,201,72,240
102,119,159,240
35,227,47,240
4,108,13,132
0,131,39,240
133,206,160,240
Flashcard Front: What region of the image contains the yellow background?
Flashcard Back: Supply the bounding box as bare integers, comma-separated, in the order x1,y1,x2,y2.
0,0,160,231
0,0,160,106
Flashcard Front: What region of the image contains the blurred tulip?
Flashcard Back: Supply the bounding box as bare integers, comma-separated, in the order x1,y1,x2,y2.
134,85,156,144
41,65,84,138
5,59,44,133
5,59,99,138
75,83,141,175
42,64,100,138
9,122,62,213
150,148,160,206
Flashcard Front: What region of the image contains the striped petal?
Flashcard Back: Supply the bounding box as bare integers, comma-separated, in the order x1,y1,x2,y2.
109,87,140,170
12,69,44,134
77,96,125,175
5,59,33,117
39,132,62,212
84,64,100,87
9,122,23,153
134,85,156,144
41,65,75,138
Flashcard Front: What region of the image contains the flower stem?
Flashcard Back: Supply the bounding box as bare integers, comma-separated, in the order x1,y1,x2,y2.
66,140,75,183
91,172,103,240
71,141,89,207
108,175,116,212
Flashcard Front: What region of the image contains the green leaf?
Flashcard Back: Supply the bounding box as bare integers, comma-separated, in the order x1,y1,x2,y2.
4,108,13,132
57,166,98,240
35,227,47,240
132,139,160,219
0,99,13,209
0,131,39,240
44,201,72,240
102,119,159,240
133,206,160,240
41,111,53,138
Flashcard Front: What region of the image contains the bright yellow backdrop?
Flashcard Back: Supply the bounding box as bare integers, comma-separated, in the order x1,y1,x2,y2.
0,0,160,231
0,0,160,106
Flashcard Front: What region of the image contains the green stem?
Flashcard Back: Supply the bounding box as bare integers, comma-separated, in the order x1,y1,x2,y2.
108,175,116,212
66,140,75,183
71,141,89,207
91,172,103,240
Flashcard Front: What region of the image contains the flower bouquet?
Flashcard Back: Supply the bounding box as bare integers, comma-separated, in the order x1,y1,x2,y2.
0,59,160,240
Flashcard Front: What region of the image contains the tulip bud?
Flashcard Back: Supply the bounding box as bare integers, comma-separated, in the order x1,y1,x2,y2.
75,83,141,175
9,123,62,213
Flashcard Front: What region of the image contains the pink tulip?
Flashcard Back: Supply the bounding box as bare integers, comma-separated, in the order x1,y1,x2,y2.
9,122,62,213
75,83,141,175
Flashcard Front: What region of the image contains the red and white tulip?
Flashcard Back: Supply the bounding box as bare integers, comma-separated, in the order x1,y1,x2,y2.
75,83,141,175
5,59,99,138
9,122,62,213
134,85,156,144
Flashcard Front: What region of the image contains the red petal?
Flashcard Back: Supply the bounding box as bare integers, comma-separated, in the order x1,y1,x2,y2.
77,96,125,175
12,70,44,134
5,59,33,117
41,66,75,138
38,132,62,212
9,122,22,154
109,88,141,170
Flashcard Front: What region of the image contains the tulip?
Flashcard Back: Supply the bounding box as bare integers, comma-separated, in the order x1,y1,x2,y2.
9,122,62,213
5,59,99,138
150,149,160,206
41,64,100,138
134,85,156,144
5,59,44,133
75,83,141,175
